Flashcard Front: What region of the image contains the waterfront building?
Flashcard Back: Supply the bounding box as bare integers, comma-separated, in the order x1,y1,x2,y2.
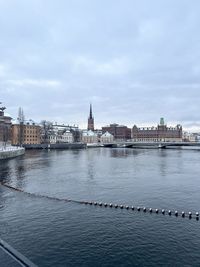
52,123,79,133
182,132,196,142
51,123,80,142
12,120,41,145
82,130,98,144
41,122,81,143
102,124,131,141
0,104,12,147
87,104,94,131
49,129,74,144
195,133,200,142
131,118,182,142
100,131,114,143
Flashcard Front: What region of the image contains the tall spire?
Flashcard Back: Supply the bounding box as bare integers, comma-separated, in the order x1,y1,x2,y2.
87,103,94,131
89,103,93,119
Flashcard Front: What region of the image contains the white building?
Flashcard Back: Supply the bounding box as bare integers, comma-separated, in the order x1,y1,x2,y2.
82,130,98,144
49,134,57,144
49,130,74,144
52,123,78,133
100,131,114,143
182,132,196,142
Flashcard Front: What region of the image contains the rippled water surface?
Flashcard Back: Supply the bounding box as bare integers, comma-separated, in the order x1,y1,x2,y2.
0,148,200,266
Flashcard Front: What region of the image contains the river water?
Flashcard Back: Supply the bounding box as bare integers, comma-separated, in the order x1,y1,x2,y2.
0,147,200,266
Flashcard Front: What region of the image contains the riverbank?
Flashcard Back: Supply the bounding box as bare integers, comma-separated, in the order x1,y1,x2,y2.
0,147,25,160
23,143,86,149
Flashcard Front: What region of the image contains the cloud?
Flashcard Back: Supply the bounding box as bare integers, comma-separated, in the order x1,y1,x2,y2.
0,0,200,131
0,63,9,78
6,79,61,88
71,56,131,76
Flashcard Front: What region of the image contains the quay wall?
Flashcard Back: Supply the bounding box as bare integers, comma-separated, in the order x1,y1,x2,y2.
23,143,86,149
0,147,25,160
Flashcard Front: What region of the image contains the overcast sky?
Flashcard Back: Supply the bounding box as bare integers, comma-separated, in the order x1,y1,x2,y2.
0,0,200,130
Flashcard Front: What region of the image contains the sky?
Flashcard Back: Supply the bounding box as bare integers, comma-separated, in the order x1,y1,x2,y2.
0,0,200,131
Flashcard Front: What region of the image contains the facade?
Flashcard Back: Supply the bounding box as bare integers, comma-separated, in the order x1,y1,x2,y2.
182,132,197,142
132,118,182,142
102,124,131,141
195,133,200,142
100,131,114,143
12,121,41,145
82,130,98,144
49,130,74,144
51,123,79,143
87,104,94,131
51,123,79,133
0,105,12,147
41,122,80,143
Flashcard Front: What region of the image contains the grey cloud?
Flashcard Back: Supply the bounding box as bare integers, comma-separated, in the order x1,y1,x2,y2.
0,0,200,131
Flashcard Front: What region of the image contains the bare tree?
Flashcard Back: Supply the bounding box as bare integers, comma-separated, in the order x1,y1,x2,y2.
2,123,8,148
40,120,53,144
70,129,81,143
17,107,25,146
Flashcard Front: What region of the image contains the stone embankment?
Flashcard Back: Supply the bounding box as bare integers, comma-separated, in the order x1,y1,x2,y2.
23,143,86,149
0,147,25,160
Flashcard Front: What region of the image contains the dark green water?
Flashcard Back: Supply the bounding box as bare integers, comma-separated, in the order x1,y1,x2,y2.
0,148,200,266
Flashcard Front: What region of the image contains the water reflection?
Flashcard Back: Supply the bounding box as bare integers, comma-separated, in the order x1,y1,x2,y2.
109,148,140,158
0,159,13,184
158,150,168,176
86,149,96,180
0,150,54,187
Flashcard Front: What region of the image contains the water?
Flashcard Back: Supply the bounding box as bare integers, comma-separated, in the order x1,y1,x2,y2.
0,148,200,266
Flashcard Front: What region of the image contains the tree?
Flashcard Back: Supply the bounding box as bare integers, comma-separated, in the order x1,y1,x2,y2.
40,120,53,144
17,107,25,146
70,128,81,142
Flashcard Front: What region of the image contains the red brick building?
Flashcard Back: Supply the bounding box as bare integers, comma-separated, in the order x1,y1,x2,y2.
102,124,131,141
132,118,182,142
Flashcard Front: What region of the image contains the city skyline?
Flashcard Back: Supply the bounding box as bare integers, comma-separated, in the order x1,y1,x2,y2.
1,0,200,131
0,101,196,133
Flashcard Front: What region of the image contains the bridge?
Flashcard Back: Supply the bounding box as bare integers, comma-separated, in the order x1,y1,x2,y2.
102,141,200,149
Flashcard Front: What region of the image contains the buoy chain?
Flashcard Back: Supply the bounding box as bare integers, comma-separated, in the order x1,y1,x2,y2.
0,183,199,220
82,202,199,220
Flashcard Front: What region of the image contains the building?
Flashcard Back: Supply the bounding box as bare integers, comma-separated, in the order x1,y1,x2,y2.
51,123,79,142
51,123,79,133
131,118,182,142
0,104,12,147
87,104,94,131
49,129,74,144
100,131,114,143
12,120,41,145
102,124,131,141
82,130,98,144
182,132,197,142
41,122,80,143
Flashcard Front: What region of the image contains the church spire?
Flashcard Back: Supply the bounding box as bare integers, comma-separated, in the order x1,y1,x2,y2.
87,103,94,131
89,103,93,119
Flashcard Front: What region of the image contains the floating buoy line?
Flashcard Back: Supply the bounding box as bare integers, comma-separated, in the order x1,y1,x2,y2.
0,182,199,221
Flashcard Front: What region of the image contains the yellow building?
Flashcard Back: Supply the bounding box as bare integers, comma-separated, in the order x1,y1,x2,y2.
12,121,41,145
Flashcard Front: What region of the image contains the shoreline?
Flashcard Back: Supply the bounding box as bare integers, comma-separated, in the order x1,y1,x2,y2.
0,147,25,160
